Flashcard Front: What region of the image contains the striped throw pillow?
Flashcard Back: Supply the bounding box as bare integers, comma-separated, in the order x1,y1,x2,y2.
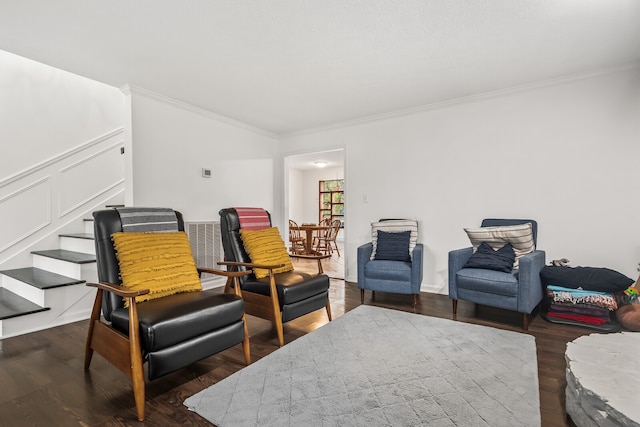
464,223,535,269
371,219,418,261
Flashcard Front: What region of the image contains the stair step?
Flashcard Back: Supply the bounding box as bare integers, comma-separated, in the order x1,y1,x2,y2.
0,288,50,320
59,233,94,240
31,249,95,264
0,267,85,290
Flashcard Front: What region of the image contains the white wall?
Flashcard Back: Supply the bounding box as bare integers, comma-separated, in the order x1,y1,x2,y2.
0,50,125,269
5,50,639,295
0,50,124,178
124,86,279,222
279,67,640,290
288,168,304,222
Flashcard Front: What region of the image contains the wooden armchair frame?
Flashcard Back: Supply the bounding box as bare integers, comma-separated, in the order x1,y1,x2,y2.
220,252,332,347
84,269,251,422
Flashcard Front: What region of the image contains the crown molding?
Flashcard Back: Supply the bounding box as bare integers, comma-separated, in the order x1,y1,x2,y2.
120,84,278,139
281,63,640,139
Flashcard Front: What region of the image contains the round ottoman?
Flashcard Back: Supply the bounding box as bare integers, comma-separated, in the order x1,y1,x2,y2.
565,332,640,426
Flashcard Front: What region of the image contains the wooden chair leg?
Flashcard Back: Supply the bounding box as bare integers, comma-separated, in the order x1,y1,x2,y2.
242,315,251,365
523,313,529,331
231,276,251,365
360,289,364,304
412,294,418,307
325,298,332,321
452,299,458,320
274,317,284,347
128,299,146,422
268,274,285,347
84,288,104,370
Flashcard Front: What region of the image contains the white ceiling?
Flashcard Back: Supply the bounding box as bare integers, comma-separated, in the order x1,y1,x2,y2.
1,1,639,136
287,149,345,171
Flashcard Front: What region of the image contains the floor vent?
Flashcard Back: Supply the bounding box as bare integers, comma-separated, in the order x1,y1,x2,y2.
185,221,223,282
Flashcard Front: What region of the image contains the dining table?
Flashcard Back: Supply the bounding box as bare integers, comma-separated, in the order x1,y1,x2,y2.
290,223,330,255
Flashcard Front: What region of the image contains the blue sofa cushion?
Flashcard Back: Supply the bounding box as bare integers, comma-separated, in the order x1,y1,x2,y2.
374,230,411,262
456,268,519,297
365,259,412,282
463,242,515,273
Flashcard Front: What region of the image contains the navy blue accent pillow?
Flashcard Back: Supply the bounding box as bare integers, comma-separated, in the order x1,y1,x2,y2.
374,230,411,262
463,241,515,273
540,266,633,293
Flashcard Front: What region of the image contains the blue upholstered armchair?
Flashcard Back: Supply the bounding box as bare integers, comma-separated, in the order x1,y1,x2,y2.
448,219,545,330
357,219,424,307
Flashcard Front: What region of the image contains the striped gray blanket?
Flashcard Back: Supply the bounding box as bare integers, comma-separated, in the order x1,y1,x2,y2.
115,207,179,232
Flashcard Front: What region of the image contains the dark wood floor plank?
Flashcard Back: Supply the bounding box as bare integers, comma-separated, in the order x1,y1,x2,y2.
0,270,591,426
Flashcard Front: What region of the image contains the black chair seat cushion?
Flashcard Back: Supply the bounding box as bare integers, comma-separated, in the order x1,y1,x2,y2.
242,271,330,307
111,291,244,352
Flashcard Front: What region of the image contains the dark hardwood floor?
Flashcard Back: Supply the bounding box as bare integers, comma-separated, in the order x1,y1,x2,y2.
0,261,590,426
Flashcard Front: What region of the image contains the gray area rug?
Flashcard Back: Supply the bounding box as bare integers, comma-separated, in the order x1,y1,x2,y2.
184,305,540,426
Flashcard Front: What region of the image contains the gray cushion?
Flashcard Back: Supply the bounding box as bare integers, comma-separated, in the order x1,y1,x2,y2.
463,242,515,273
374,230,411,262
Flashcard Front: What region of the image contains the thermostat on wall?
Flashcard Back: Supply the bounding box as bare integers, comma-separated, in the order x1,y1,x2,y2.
202,168,212,178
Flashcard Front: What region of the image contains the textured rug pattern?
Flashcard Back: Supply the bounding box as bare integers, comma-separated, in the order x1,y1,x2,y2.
185,305,540,426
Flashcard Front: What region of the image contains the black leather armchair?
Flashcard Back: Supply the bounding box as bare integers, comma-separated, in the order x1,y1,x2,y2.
85,209,251,421
219,208,331,347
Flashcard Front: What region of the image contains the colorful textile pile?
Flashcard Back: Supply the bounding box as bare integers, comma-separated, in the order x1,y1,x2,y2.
546,285,618,326
620,283,639,304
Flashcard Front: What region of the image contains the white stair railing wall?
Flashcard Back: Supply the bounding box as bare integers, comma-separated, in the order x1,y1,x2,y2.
0,127,125,271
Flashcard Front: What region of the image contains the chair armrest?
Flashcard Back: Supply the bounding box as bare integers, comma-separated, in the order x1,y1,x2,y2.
448,247,473,299
357,242,373,285
86,282,148,318
411,243,424,293
198,268,253,278
517,250,546,314
86,281,149,298
200,268,253,298
218,260,285,270
290,253,332,260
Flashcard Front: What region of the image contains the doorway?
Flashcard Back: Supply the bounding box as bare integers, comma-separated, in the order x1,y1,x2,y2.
284,149,345,280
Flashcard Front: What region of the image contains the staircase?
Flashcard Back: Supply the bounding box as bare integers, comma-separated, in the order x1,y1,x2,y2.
0,218,98,339
0,127,125,340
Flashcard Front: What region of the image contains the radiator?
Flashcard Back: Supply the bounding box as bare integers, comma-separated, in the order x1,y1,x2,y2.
185,221,224,281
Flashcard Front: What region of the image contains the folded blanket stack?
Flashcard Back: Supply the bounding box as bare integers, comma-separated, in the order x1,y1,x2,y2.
545,285,618,326
540,265,633,332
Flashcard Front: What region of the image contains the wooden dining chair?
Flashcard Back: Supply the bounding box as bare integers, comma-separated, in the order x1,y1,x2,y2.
315,219,341,256
327,219,342,256
312,218,332,251
288,220,306,254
